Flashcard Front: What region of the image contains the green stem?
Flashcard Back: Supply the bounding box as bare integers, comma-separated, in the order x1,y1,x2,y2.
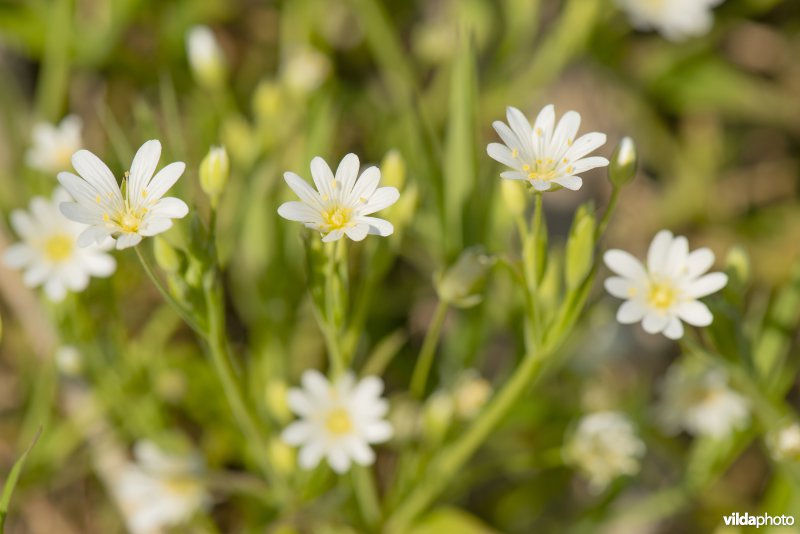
134,246,206,336
410,299,450,399
596,186,620,240
386,349,550,532
204,277,289,499
353,466,382,529
323,242,346,376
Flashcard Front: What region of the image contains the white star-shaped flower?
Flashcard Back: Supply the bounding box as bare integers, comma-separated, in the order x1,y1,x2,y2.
116,441,209,534
487,105,609,192
3,187,116,301
281,370,393,474
25,115,83,174
563,411,645,491
615,0,725,41
278,153,399,242
604,230,728,340
57,140,189,250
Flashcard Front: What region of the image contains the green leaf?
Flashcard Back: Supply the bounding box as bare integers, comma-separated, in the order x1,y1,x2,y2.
0,427,42,532
408,507,499,534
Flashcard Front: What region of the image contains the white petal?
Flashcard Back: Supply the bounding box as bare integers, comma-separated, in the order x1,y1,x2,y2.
22,264,49,286
150,197,189,219
685,273,728,298
564,132,607,161
284,172,324,211
71,150,123,207
616,300,646,324
44,278,67,302
145,161,185,202
287,390,315,416
642,312,669,334
344,224,369,241
685,248,715,279
360,187,399,215
663,236,689,277
77,226,113,247
277,201,322,223
360,217,394,237
58,171,102,207
298,442,325,470
327,447,352,474
530,179,551,191
507,106,535,146
492,121,525,157
348,439,376,466
310,157,336,201
500,171,527,181
353,376,384,402
60,202,103,225
604,276,634,299
348,167,381,206
551,175,582,191
676,300,713,326
487,143,520,169
531,105,555,145
322,229,345,242
128,140,161,204
281,422,313,445
569,156,609,174
301,370,331,401
116,234,142,250
647,230,674,273
363,421,393,443
139,217,173,237
336,153,361,198
3,244,33,268
550,110,581,156
83,253,116,277
663,318,684,340
604,250,647,281
9,211,35,239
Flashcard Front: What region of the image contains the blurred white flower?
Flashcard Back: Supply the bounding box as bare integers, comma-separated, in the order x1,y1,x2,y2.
615,0,725,41
659,365,749,438
186,25,226,88
117,440,209,534
767,422,800,462
55,345,83,376
282,47,331,94
453,371,492,420
278,153,399,242
604,230,728,340
281,370,393,474
25,115,83,174
487,105,608,192
3,187,116,301
563,411,645,491
58,140,189,250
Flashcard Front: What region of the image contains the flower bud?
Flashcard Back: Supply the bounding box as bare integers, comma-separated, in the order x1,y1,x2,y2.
265,379,292,424
608,137,637,189
282,47,331,95
252,80,283,122
500,179,526,217
565,204,596,289
55,345,82,376
435,246,496,308
267,438,296,476
153,236,181,274
453,372,492,420
199,146,230,207
380,150,406,190
422,391,454,445
186,26,226,90
725,245,750,287
768,422,800,462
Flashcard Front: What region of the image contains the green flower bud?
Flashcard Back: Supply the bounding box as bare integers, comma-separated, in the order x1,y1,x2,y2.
186,26,227,91
453,371,491,420
199,146,230,208
500,179,526,217
435,246,496,308
153,236,181,274
264,379,292,424
565,205,596,289
267,438,296,476
380,149,407,190
608,137,637,189
725,245,750,287
422,391,454,445
252,80,283,122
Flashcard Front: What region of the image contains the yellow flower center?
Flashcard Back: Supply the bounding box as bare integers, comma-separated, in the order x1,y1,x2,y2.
322,206,352,230
647,280,677,310
524,158,567,182
163,475,200,496
119,211,143,233
44,234,74,262
325,408,353,435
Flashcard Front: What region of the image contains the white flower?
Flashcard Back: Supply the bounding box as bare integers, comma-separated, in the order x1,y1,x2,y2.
282,46,331,94
25,115,83,174
186,25,226,88
281,370,393,474
116,441,209,534
57,140,189,250
604,230,728,340
55,345,83,376
615,0,725,41
767,423,800,462
3,187,116,301
563,411,645,491
487,105,609,192
278,153,399,242
659,365,749,438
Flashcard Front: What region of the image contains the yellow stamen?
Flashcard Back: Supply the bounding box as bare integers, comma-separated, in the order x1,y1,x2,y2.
647,281,677,310
322,206,353,230
43,234,73,262
325,408,353,435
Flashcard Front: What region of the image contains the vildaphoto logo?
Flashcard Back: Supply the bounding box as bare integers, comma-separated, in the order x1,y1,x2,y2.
723,512,795,528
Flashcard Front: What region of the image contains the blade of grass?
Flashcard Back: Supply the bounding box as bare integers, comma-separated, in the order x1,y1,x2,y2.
0,427,42,532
